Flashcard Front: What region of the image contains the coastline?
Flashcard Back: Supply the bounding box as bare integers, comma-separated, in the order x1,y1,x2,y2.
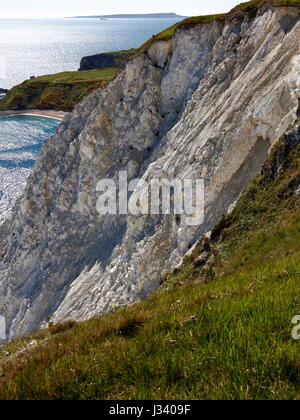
0,109,68,121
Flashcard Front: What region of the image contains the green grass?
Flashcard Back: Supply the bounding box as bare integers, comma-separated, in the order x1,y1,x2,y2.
212,135,300,276
231,0,300,13
30,68,118,84
104,48,138,58
0,253,299,399
137,0,300,53
137,15,226,53
0,68,118,112
0,124,299,400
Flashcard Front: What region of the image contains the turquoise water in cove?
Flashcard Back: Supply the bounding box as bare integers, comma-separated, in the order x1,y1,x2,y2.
0,116,61,223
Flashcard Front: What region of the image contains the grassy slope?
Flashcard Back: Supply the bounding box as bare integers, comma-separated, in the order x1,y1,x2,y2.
0,68,118,112
137,0,300,52
26,69,119,84
0,124,299,400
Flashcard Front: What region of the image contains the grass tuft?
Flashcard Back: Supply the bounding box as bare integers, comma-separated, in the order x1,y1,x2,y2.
49,321,77,336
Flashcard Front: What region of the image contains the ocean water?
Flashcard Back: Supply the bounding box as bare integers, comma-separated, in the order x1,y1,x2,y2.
0,18,181,89
0,116,61,223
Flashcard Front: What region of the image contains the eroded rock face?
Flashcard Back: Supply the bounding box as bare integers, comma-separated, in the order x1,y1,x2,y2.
1,6,300,340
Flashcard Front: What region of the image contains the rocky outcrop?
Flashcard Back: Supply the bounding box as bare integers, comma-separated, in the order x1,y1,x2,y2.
0,70,117,112
1,5,300,340
79,50,136,71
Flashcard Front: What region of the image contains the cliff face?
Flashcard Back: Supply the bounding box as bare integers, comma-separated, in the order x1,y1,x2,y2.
1,5,300,340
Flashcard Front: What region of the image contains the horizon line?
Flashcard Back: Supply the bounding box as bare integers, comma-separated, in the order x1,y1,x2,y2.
0,8,223,19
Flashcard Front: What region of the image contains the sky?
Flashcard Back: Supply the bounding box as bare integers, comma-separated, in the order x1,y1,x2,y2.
0,0,240,18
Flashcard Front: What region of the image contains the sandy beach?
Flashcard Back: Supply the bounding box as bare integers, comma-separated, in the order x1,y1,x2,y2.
0,109,68,120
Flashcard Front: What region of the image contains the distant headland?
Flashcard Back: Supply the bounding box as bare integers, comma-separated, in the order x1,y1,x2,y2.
67,13,188,19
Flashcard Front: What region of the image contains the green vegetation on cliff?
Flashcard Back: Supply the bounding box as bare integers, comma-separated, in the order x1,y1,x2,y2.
0,124,299,400
0,68,118,112
138,0,300,52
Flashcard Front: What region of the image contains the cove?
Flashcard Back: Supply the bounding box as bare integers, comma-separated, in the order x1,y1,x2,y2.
0,115,61,223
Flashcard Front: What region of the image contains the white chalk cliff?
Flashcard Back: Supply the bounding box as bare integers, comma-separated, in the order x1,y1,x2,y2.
1,4,300,340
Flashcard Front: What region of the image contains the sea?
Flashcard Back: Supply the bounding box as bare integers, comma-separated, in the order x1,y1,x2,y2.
0,18,181,89
0,116,61,223
0,18,181,222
